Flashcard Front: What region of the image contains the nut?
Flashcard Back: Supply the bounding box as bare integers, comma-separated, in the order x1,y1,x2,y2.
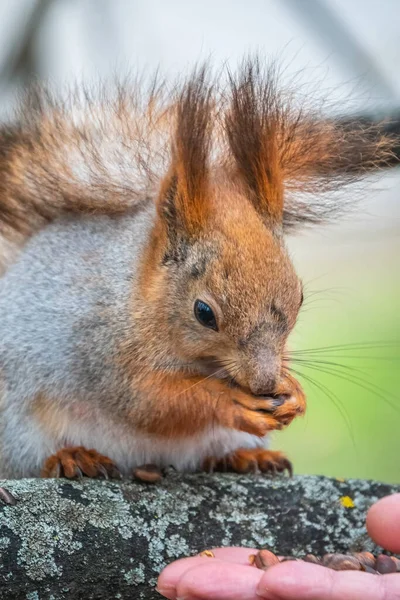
376,555,397,574
363,565,380,575
390,556,400,572
133,464,162,483
351,552,376,570
199,550,215,558
0,487,17,505
248,549,400,575
322,553,363,571
251,549,280,570
303,554,321,565
279,556,299,563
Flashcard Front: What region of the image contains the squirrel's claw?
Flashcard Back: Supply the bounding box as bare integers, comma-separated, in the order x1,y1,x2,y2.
203,456,229,474
203,449,293,476
225,372,306,438
97,464,109,480
133,464,163,483
75,466,84,481
41,446,121,480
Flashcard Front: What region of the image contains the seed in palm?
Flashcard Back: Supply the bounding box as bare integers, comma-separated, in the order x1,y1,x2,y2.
248,549,400,574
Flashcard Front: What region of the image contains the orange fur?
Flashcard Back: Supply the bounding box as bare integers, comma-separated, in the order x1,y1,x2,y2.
225,61,285,225
225,59,396,229
31,393,71,439
0,59,395,243
123,369,305,439
41,447,120,479
204,449,292,475
159,67,213,235
0,58,395,479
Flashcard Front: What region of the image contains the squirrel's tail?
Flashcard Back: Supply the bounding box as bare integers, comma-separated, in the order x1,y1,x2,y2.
0,67,399,241
0,82,171,239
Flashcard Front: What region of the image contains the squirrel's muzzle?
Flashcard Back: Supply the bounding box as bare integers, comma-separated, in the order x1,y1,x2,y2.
238,349,282,397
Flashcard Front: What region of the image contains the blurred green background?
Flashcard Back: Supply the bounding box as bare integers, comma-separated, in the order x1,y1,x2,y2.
275,192,400,484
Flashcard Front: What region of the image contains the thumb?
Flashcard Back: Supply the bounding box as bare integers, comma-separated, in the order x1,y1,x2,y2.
366,493,400,553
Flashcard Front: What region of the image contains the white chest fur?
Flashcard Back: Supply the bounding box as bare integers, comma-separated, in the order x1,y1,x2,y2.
25,405,268,476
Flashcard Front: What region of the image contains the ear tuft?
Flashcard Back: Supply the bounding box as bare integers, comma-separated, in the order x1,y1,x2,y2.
225,57,396,231
158,66,213,237
225,58,284,227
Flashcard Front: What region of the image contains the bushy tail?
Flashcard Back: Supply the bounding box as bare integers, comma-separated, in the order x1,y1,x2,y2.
0,82,172,239
224,58,398,230
0,64,398,241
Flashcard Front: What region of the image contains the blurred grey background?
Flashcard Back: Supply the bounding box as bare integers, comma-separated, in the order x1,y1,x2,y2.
0,0,399,482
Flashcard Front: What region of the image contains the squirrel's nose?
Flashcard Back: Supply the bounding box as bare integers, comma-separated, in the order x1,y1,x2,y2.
244,348,281,396
249,376,277,397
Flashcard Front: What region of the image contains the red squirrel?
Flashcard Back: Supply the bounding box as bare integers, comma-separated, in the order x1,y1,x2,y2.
0,60,393,479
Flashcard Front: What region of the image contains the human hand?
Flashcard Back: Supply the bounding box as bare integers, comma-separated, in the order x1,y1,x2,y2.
157,493,400,600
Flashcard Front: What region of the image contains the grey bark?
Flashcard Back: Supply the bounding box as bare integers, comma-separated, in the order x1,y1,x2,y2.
0,473,399,599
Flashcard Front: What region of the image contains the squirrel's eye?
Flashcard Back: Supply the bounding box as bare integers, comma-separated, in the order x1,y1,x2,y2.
194,299,218,331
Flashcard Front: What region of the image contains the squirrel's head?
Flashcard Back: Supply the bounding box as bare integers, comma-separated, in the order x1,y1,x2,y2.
136,60,393,395
136,65,301,396
145,184,302,396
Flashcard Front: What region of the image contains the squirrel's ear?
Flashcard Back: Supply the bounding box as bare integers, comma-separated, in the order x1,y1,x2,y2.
225,59,284,229
226,58,396,232
157,68,213,238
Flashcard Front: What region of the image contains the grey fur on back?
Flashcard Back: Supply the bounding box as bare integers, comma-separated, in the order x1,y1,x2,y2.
0,204,154,474
0,201,263,478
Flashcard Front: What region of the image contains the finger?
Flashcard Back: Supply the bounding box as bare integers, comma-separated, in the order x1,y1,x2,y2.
157,557,216,599
174,561,263,600
256,561,400,600
157,550,259,599
367,493,400,553
210,547,259,564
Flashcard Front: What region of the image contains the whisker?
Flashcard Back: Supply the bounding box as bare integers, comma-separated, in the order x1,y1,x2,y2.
289,366,356,448
287,341,399,355
293,361,400,414
288,357,369,374
172,367,228,399
303,285,351,299
210,364,242,443
286,353,399,362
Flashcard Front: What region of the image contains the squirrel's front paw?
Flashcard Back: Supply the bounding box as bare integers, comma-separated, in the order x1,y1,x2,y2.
228,391,286,437
271,372,306,427
204,449,292,476
41,446,121,479
222,373,306,437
